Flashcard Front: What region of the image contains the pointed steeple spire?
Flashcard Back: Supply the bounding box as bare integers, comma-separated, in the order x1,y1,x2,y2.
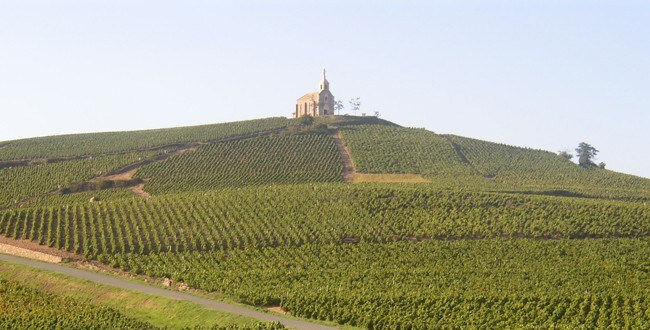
319,68,329,91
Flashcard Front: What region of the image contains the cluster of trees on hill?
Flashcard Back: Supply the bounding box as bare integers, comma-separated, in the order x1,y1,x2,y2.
559,142,605,169
333,98,361,115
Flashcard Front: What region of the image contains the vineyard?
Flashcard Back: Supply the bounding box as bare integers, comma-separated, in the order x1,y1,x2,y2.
18,188,138,209
0,117,291,160
0,278,286,329
135,133,342,194
339,125,473,176
0,115,649,328
446,135,650,192
100,238,650,329
0,279,155,329
0,185,647,257
338,124,650,201
0,151,160,208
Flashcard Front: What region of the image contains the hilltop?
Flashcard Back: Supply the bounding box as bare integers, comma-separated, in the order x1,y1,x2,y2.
0,116,648,329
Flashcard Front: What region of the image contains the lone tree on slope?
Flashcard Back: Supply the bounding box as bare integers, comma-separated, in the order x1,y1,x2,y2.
349,97,361,116
334,100,344,115
575,142,599,168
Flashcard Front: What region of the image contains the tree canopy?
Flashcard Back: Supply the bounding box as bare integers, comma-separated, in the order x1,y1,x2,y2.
575,142,599,167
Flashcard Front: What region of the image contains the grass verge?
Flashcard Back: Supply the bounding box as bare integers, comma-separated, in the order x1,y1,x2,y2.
351,173,430,183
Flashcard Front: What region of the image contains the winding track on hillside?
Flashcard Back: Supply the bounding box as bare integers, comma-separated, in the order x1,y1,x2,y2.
0,253,338,330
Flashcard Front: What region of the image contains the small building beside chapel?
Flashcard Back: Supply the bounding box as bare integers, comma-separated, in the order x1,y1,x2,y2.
295,70,335,118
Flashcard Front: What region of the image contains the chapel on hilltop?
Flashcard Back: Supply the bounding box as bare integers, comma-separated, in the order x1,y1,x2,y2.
294,70,335,118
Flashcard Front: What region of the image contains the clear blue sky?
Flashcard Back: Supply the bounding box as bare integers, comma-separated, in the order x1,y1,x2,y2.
1,1,648,178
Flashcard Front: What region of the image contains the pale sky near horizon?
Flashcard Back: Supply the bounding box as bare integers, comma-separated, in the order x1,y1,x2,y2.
1,1,648,178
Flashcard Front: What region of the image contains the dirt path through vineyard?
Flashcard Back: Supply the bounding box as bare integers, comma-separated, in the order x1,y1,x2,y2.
130,183,151,198
332,132,356,182
2,129,285,209
102,167,140,181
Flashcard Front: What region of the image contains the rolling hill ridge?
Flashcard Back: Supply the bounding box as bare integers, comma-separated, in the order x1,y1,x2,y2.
1,116,647,206
0,116,648,329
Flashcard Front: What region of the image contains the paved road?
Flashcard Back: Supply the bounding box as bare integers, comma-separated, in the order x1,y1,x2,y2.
0,254,337,330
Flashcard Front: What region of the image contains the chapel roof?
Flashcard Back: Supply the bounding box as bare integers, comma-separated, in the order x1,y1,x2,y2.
297,91,319,101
